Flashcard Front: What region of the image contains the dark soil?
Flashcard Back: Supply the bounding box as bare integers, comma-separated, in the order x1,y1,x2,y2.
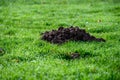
0,48,4,53
41,26,106,44
0,48,5,56
69,53,80,59
58,52,93,60
58,53,80,60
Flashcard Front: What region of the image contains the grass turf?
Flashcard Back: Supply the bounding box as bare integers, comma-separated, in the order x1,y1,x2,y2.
0,0,120,80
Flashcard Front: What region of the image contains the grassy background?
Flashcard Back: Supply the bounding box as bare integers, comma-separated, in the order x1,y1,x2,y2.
0,0,120,80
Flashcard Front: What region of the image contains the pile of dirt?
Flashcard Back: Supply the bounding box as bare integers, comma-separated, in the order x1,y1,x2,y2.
41,26,105,44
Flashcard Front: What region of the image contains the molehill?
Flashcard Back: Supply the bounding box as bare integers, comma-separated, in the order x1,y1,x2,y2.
41,26,105,44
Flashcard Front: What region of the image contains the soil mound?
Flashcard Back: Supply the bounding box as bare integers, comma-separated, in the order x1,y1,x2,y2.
41,26,105,44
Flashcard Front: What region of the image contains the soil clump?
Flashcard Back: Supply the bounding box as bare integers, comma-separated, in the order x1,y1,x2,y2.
41,26,105,44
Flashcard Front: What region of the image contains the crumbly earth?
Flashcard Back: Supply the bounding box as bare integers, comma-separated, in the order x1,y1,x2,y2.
41,26,105,44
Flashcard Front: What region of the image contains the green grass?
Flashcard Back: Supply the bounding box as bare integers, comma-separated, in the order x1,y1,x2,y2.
0,0,120,80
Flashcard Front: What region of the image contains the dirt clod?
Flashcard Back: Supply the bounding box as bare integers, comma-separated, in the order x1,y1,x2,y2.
58,53,80,60
0,48,5,56
69,53,80,59
41,26,106,44
0,48,4,53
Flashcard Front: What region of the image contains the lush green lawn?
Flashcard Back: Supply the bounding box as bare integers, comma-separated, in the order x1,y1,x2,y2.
0,0,120,80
